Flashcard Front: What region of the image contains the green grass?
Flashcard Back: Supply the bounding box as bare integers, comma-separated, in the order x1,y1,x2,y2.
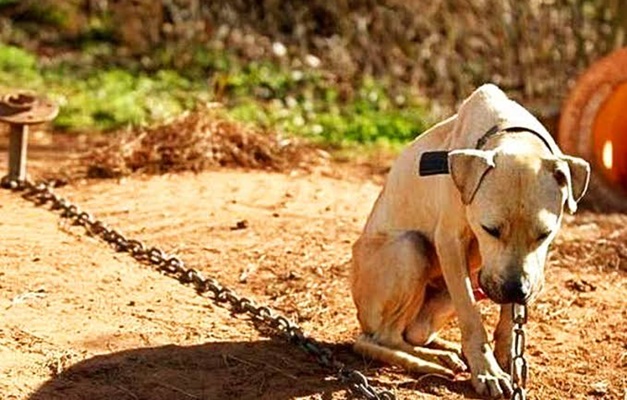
0,44,433,148
0,45,207,131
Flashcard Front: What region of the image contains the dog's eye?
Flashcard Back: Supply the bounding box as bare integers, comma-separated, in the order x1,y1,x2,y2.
537,231,551,242
481,225,501,239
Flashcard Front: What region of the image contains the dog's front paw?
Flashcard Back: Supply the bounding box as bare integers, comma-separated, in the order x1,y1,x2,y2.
468,345,513,399
472,368,512,399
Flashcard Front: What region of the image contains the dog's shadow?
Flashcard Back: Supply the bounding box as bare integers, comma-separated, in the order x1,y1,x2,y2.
29,338,347,400
28,336,479,400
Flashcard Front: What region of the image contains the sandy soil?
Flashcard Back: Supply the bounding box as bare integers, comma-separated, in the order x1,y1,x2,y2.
0,146,626,399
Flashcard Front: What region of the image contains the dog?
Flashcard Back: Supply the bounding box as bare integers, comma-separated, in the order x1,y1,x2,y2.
351,84,590,399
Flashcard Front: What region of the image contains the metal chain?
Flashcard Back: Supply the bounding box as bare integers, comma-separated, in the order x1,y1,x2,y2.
1,177,395,400
511,303,528,400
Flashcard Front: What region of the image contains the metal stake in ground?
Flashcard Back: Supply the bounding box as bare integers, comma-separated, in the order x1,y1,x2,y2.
0,92,58,183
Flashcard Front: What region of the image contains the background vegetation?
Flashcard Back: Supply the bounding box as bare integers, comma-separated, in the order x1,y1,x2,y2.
0,0,625,149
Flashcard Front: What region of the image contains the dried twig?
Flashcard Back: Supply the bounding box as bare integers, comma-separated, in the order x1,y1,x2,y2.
154,381,200,399
225,354,298,380
8,288,47,308
114,385,140,400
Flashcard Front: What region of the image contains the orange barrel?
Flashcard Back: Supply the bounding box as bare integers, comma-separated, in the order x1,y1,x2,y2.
559,48,627,212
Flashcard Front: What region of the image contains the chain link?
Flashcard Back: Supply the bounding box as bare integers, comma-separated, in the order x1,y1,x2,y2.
511,303,528,400
1,177,395,400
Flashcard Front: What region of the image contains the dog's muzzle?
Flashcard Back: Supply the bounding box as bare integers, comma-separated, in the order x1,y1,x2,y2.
478,269,532,305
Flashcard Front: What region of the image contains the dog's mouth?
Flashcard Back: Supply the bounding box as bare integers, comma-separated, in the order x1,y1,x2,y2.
477,269,508,304
478,280,509,304
472,285,488,302
478,269,537,305
471,271,488,302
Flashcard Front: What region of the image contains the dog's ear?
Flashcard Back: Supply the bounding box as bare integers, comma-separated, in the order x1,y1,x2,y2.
553,155,591,214
448,149,496,205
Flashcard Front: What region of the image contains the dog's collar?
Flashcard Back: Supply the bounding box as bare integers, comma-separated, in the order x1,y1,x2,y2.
475,124,557,153
418,123,556,176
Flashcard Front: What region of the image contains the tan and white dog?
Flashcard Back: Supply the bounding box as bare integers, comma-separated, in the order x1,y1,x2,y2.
351,84,590,398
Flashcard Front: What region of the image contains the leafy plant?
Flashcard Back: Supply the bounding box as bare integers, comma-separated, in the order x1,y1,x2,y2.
0,45,40,81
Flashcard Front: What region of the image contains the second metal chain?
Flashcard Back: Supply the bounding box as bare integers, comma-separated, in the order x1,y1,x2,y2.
1,177,395,400
511,303,528,400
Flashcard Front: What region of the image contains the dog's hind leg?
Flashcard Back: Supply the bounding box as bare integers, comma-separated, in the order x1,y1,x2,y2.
354,332,460,378
352,231,465,377
404,287,461,354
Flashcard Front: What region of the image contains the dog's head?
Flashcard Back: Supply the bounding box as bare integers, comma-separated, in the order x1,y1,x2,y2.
448,147,590,304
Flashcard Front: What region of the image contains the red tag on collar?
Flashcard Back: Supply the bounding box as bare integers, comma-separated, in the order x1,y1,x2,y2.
473,287,488,302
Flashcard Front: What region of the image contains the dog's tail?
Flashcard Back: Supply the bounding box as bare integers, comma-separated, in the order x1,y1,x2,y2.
353,334,455,378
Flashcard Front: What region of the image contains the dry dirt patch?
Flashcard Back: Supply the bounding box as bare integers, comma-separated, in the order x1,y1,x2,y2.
0,165,626,400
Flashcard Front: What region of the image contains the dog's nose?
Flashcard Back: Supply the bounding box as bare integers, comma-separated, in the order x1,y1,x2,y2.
503,278,531,304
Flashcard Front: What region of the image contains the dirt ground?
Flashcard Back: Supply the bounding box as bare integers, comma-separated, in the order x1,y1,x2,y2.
0,141,626,400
